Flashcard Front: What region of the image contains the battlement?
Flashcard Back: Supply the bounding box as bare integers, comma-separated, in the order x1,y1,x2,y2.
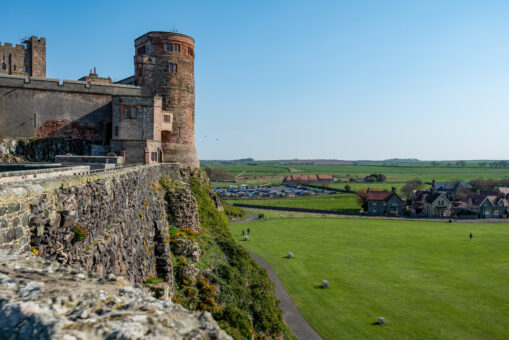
0,42,25,49
0,74,143,96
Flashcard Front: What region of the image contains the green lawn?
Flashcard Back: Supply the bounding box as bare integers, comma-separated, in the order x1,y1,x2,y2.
230,214,509,339
329,182,406,192
227,193,361,212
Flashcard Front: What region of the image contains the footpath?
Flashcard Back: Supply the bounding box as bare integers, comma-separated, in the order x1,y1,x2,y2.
231,213,323,340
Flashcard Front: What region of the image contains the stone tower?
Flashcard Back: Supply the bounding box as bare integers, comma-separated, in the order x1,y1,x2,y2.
134,31,199,168
0,36,45,77
26,36,46,77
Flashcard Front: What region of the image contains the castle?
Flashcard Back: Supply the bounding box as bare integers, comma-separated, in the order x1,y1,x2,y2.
0,32,199,168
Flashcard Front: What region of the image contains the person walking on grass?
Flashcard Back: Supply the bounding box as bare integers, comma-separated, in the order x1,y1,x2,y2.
242,229,245,236
470,232,472,240
247,228,250,235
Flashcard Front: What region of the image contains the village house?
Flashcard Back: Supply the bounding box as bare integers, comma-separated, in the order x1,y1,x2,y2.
366,188,405,216
433,180,472,199
457,193,508,218
410,189,451,217
282,174,334,186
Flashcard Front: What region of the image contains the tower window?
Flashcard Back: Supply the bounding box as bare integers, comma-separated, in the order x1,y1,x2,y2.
137,46,146,55
1,64,5,70
13,65,16,71
125,107,130,119
22,65,26,72
165,43,180,52
187,47,194,56
114,126,119,136
169,63,177,73
164,115,171,123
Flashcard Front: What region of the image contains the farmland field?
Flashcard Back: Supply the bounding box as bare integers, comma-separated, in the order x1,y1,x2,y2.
230,213,509,339
202,161,509,185
227,193,361,212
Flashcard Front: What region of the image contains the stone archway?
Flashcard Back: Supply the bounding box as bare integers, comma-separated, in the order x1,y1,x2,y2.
161,130,172,143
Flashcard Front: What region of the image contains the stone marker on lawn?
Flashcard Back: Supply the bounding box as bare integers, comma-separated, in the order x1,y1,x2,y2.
378,317,386,325
322,280,329,288
287,252,294,258
243,236,249,241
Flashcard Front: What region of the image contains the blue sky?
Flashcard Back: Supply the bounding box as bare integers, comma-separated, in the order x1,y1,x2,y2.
2,0,509,160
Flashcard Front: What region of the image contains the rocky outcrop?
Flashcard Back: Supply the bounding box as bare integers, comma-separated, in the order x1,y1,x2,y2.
165,184,200,231
172,238,201,262
0,138,91,162
0,250,231,340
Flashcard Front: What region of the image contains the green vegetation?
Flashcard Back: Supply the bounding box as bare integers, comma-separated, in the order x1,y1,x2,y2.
71,224,88,244
231,213,509,339
165,170,289,340
145,276,165,285
204,166,235,181
228,193,361,212
222,203,248,222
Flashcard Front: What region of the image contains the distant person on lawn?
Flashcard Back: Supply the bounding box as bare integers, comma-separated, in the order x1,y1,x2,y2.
470,232,472,239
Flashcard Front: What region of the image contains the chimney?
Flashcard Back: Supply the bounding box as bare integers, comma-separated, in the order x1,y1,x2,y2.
391,187,396,193
432,179,435,188
367,187,370,194
94,66,96,74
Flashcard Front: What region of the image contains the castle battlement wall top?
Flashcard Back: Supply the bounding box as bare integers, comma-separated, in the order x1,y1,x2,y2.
0,74,143,96
0,42,26,49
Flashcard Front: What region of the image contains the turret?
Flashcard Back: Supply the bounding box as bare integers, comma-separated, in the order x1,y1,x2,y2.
133,31,198,168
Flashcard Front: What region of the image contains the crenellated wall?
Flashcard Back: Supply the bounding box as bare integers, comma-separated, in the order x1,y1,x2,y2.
0,163,199,284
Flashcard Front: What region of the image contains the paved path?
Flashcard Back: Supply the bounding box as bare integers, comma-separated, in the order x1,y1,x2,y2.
230,214,322,339
249,252,323,340
229,212,257,225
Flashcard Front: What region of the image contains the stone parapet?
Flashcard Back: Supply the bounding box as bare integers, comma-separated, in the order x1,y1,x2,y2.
0,74,144,96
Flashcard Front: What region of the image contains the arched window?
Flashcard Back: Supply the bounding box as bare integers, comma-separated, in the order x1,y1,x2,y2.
1,64,6,70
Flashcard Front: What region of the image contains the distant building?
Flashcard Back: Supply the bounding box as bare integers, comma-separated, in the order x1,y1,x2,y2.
432,180,472,199
411,189,451,217
283,174,333,185
456,193,508,218
366,187,404,216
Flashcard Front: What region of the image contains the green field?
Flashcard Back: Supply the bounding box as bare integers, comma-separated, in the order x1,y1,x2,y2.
202,161,509,184
329,182,407,192
227,193,361,212
230,213,509,339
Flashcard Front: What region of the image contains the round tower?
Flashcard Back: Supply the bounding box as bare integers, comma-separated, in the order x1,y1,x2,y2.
134,31,199,168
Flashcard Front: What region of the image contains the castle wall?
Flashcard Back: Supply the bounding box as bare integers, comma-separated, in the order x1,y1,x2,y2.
0,163,199,284
0,37,46,77
0,75,143,142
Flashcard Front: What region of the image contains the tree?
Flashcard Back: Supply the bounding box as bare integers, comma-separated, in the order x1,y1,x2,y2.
344,184,352,192
400,179,424,198
204,167,234,181
431,161,439,167
355,190,368,210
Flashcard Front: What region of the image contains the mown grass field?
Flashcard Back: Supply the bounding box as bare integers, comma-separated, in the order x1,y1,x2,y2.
230,213,509,339
227,193,361,212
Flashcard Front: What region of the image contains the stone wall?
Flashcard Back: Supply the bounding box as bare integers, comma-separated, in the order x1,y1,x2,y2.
0,74,142,142
0,163,199,285
0,138,92,162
